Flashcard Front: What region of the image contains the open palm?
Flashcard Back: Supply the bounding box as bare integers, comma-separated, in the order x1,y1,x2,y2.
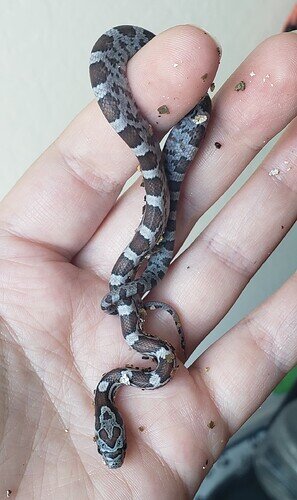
1,26,296,499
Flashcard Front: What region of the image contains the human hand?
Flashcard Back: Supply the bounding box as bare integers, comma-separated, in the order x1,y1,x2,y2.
0,25,296,499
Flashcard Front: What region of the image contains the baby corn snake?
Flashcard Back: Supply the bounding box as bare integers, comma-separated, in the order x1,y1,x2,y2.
89,25,211,468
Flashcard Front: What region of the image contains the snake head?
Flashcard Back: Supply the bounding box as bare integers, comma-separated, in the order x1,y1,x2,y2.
95,404,127,469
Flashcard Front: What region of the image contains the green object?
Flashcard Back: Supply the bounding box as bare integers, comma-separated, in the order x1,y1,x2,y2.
274,366,297,394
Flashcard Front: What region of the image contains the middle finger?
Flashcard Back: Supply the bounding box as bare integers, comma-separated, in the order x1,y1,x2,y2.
76,32,297,277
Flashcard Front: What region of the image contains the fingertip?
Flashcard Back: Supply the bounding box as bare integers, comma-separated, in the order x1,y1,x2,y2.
127,24,220,133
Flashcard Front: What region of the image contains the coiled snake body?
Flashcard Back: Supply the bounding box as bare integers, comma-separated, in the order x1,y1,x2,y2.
90,25,211,469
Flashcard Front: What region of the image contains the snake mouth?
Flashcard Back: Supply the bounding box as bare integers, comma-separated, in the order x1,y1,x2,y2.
101,449,126,469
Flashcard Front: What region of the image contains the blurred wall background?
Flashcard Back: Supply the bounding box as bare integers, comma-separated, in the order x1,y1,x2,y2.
1,0,296,357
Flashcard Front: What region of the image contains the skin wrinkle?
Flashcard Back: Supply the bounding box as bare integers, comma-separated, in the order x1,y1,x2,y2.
54,140,122,199
0,222,73,261
1,323,94,498
1,279,95,419
262,163,297,195
191,365,231,447
199,232,255,279
244,296,297,373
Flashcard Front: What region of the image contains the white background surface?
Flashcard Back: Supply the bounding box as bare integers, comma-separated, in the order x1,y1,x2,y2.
1,0,296,355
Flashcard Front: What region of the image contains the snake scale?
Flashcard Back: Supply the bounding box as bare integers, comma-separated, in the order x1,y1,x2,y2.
90,25,211,469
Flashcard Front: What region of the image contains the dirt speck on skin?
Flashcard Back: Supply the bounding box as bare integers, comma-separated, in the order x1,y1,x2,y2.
205,366,210,372
235,80,246,91
138,426,145,432
215,142,222,149
148,124,154,136
210,82,215,92
203,458,209,469
269,168,280,177
192,114,208,125
207,420,215,429
157,105,170,115
201,73,208,82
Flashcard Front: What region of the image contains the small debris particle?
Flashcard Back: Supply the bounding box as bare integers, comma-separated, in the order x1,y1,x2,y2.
64,428,69,433
6,492,12,499
210,82,215,92
157,105,170,115
165,353,175,363
217,46,222,59
148,124,154,136
206,459,209,465
138,425,145,432
156,121,159,125
136,164,141,172
93,435,97,442
186,265,190,269
205,366,210,372
139,307,148,318
215,142,222,149
173,63,179,68
281,225,284,229
120,373,131,385
140,180,144,187
250,71,256,77
235,80,246,91
269,168,280,177
207,420,215,429
192,114,208,125
201,73,208,82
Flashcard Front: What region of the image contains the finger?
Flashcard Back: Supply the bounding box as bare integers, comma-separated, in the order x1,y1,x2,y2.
190,272,297,439
0,25,219,259
75,32,297,274
79,107,297,363
148,114,297,354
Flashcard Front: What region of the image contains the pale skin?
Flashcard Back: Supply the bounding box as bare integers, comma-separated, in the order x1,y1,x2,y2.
0,25,296,499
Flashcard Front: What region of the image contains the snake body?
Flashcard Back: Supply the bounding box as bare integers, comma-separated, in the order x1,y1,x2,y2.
90,25,211,469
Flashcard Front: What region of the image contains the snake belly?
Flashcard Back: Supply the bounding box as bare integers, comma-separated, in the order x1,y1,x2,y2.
89,25,211,469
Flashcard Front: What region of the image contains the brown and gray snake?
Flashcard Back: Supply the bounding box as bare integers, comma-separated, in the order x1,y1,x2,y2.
89,25,211,469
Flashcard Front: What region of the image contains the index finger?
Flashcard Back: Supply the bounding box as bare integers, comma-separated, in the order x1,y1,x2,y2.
0,25,219,259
